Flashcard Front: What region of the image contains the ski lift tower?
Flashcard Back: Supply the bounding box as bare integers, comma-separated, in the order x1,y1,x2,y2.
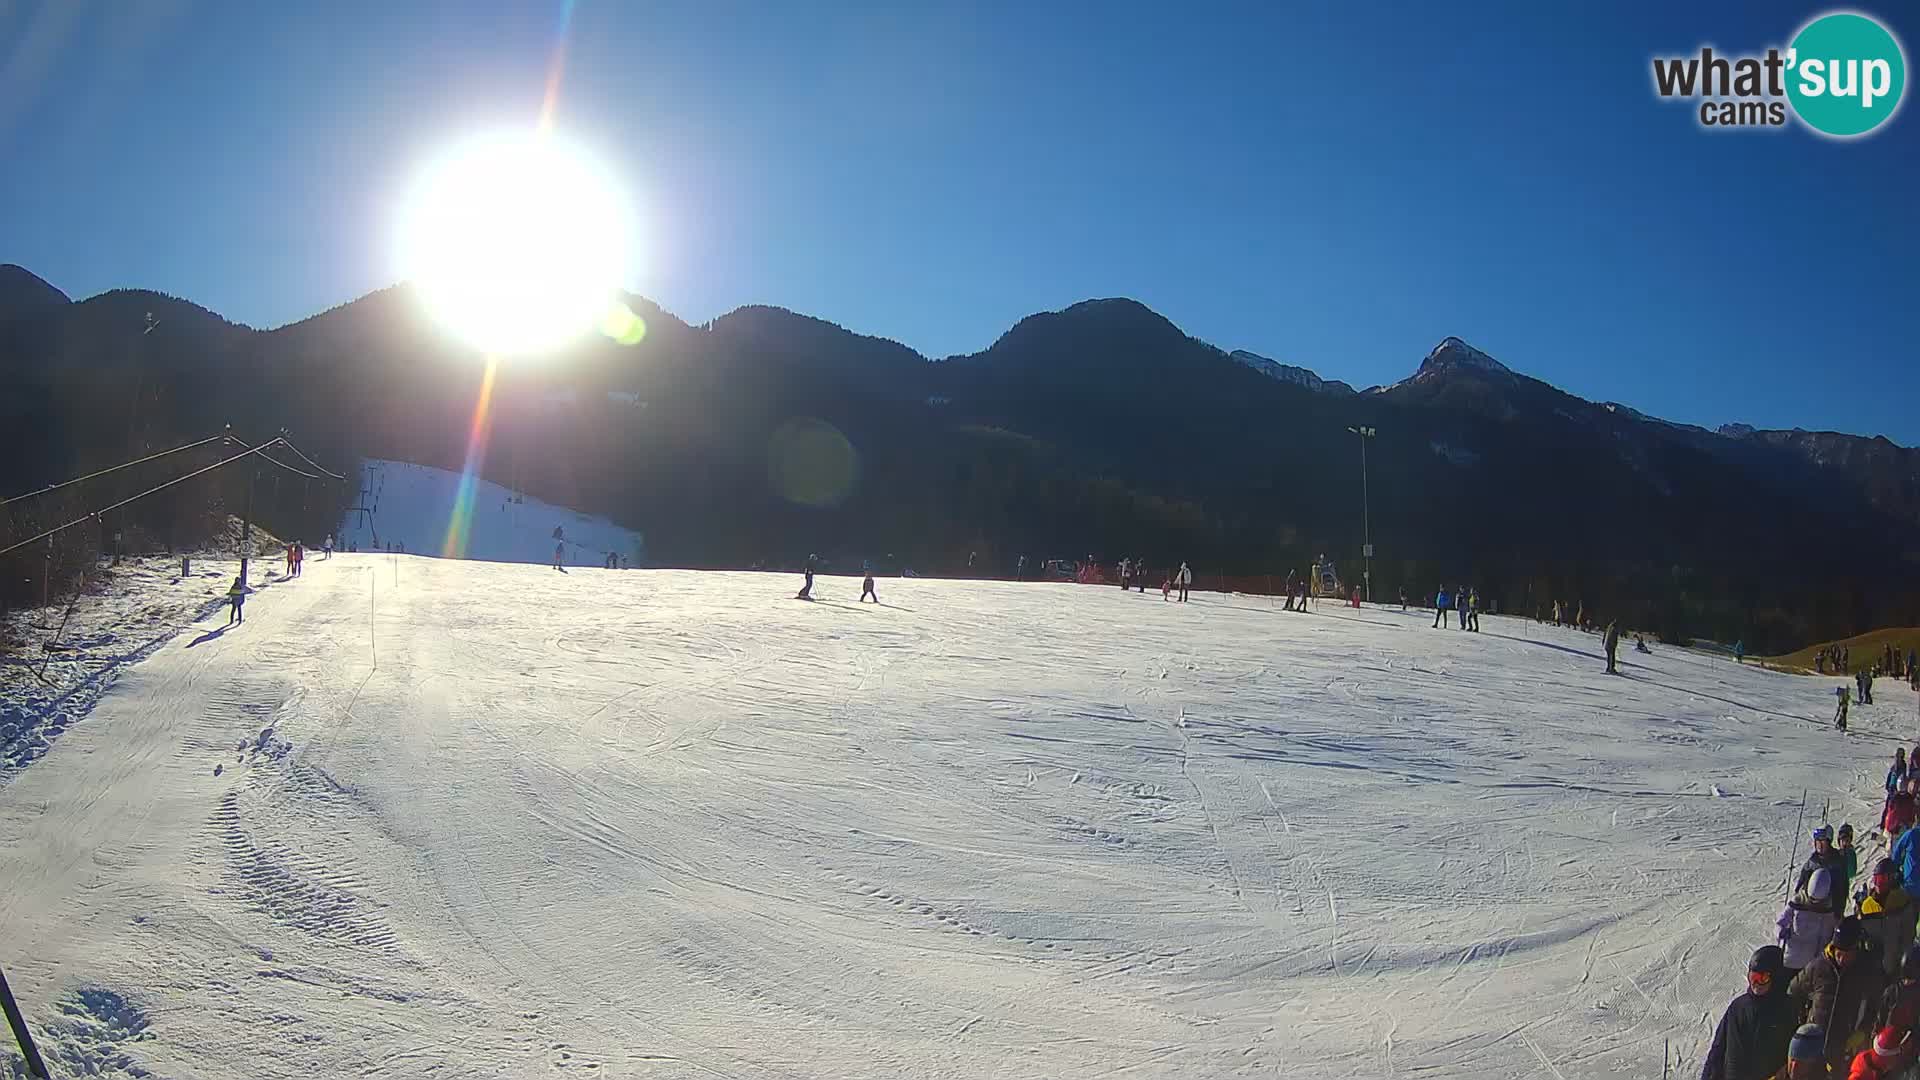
1347,425,1376,602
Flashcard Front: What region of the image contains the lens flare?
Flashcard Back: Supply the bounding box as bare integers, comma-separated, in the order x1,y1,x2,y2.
442,358,499,558
769,418,859,507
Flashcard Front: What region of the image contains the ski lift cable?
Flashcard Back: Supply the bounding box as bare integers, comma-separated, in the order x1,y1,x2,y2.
0,431,236,506
0,438,318,560
266,437,346,480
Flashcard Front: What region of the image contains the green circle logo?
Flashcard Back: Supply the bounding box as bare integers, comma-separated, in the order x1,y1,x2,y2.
1787,12,1907,137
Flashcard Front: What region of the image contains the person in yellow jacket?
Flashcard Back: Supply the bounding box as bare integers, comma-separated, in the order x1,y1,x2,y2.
1857,859,1918,981
226,574,250,625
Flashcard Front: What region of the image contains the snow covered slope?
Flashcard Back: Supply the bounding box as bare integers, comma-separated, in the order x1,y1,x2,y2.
339,458,643,566
0,562,1901,1078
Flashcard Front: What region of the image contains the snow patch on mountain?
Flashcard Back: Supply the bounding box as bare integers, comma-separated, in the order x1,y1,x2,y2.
1228,350,1356,395
1414,336,1512,380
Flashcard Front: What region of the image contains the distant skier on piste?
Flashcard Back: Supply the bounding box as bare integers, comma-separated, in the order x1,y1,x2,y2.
860,572,878,603
1603,620,1621,674
797,553,818,600
1176,561,1192,602
1432,586,1451,629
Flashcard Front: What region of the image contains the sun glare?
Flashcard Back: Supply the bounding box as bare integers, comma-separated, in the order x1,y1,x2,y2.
399,132,633,356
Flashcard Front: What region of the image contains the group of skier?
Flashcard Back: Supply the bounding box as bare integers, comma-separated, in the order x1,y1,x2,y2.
1429,585,1482,630
1702,745,1920,1078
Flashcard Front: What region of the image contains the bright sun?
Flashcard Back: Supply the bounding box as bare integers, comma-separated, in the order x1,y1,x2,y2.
399,132,633,356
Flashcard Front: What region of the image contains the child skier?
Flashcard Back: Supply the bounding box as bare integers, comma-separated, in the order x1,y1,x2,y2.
860,573,878,603
227,574,249,625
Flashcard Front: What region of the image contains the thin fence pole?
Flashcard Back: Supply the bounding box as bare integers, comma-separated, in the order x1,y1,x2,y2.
0,965,50,1079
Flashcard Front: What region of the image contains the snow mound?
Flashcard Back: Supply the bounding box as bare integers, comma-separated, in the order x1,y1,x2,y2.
339,459,643,566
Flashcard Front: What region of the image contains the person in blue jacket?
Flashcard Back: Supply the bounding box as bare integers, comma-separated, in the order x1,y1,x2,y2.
1432,586,1452,629
1894,822,1920,891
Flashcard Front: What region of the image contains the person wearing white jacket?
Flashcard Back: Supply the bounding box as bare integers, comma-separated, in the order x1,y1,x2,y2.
1176,562,1192,603
1780,868,1843,979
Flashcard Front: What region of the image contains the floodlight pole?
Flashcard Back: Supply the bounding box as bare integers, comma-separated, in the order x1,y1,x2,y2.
1347,425,1376,603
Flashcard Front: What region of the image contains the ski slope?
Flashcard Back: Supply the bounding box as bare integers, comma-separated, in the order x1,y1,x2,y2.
0,560,1903,1079
339,459,644,566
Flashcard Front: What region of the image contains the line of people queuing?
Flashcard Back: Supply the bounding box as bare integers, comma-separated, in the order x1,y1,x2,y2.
1701,746,1920,1078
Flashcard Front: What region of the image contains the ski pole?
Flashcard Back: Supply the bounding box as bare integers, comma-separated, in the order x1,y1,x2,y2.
1785,787,1808,894
0,965,49,1079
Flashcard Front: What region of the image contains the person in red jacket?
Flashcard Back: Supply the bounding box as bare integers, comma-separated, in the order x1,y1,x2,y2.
1848,1026,1912,1079
1889,777,1920,840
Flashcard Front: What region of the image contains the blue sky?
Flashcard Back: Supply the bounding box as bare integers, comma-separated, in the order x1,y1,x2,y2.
3,1,1916,440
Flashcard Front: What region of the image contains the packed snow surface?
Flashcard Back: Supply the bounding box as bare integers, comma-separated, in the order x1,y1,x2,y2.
0,559,1902,1078
339,458,644,565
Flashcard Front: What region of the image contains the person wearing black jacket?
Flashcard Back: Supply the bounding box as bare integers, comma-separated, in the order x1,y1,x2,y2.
1701,945,1797,1080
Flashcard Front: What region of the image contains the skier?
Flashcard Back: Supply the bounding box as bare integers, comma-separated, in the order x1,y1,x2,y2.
1845,1026,1912,1079
292,541,303,578
1604,621,1621,674
1895,812,1920,890
1735,640,1746,664
1551,599,1563,626
1176,562,1192,603
284,542,295,577
1856,859,1916,981
1874,946,1920,1032
1802,826,1853,907
1883,773,1917,840
324,533,334,559
1284,571,1297,612
553,540,565,571
1782,868,1843,981
226,574,249,625
1016,554,1026,581
1701,944,1797,1080
1398,585,1407,611
1136,557,1148,593
1466,588,1481,631
1712,941,1797,1076
1118,557,1132,590
797,553,818,600
1635,634,1653,654
860,572,878,603
1833,685,1850,730
1788,917,1888,1073
1784,1025,1828,1080
1433,586,1452,629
